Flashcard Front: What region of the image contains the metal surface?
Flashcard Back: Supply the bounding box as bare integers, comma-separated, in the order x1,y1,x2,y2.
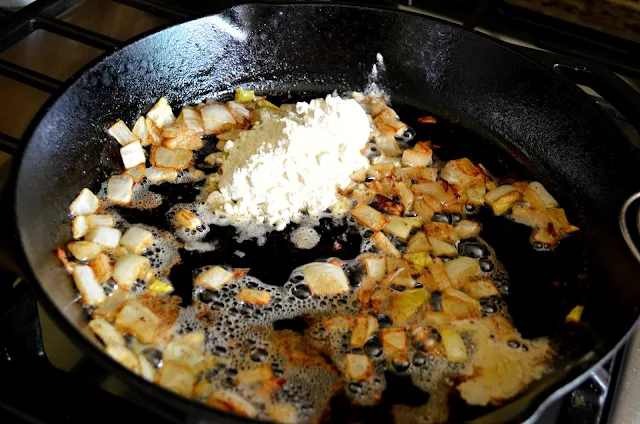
619,192,640,264
610,327,640,424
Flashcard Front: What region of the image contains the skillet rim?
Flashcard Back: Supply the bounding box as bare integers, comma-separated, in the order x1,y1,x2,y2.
9,2,638,423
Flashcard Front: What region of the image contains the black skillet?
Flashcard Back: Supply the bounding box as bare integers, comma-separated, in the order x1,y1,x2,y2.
6,3,640,423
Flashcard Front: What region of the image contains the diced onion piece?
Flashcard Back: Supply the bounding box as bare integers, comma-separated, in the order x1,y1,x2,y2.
412,182,456,207
412,196,442,223
440,328,467,363
466,186,487,206
115,300,161,343
484,185,521,215
394,180,415,211
132,116,151,146
68,241,102,261
175,209,202,230
455,220,481,239
145,166,178,182
267,403,297,424
112,254,150,289
428,237,458,257
92,289,129,321
195,266,234,291
55,248,73,275
350,315,378,348
404,252,432,272
70,188,100,216
360,253,386,282
374,135,402,157
511,205,549,228
533,226,557,245
106,344,141,374
527,182,559,209
351,184,376,205
440,158,484,189
145,117,163,145
163,339,208,374
147,97,175,128
547,208,579,234
157,361,196,397
374,108,407,137
120,141,146,169
370,194,404,216
382,215,414,240
201,103,236,135
237,288,271,306
445,257,480,287
89,318,125,347
181,107,205,135
163,133,204,150
484,185,515,204
401,148,432,167
462,278,499,298
371,232,401,258
72,265,106,306
72,216,89,239
302,262,350,296
125,164,145,183
90,252,112,283
138,354,156,382
352,204,388,231
235,364,274,386
406,231,431,254
381,327,409,362
108,120,139,146
345,354,373,381
227,101,251,124
85,226,122,248
234,88,255,103
395,167,438,182
120,226,153,254
257,99,280,110
87,214,116,229
150,146,193,170
107,175,134,205
425,260,453,291
206,389,257,418
425,222,459,243
160,115,185,138
390,289,429,324
382,267,416,288
441,288,481,319
565,305,584,324
148,278,174,294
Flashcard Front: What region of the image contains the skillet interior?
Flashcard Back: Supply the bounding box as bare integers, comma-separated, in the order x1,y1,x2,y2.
12,3,640,422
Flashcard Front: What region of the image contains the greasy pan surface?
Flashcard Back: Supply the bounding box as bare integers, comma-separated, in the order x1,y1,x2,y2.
11,3,640,423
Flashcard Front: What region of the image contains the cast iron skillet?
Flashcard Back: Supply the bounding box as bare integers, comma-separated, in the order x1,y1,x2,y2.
8,3,640,423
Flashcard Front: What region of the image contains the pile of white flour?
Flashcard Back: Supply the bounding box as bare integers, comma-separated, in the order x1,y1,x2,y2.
209,95,371,230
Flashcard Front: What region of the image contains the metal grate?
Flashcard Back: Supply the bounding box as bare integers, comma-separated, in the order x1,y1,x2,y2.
0,0,194,154
392,0,640,79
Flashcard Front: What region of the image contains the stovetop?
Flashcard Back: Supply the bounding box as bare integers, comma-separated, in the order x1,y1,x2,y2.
0,1,639,423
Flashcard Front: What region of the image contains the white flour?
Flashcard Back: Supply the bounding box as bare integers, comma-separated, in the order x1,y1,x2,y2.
209,95,371,230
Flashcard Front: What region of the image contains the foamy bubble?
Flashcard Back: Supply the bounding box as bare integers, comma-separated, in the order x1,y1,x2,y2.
290,227,320,250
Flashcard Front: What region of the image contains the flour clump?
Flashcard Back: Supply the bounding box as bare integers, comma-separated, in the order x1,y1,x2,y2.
206,95,371,230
